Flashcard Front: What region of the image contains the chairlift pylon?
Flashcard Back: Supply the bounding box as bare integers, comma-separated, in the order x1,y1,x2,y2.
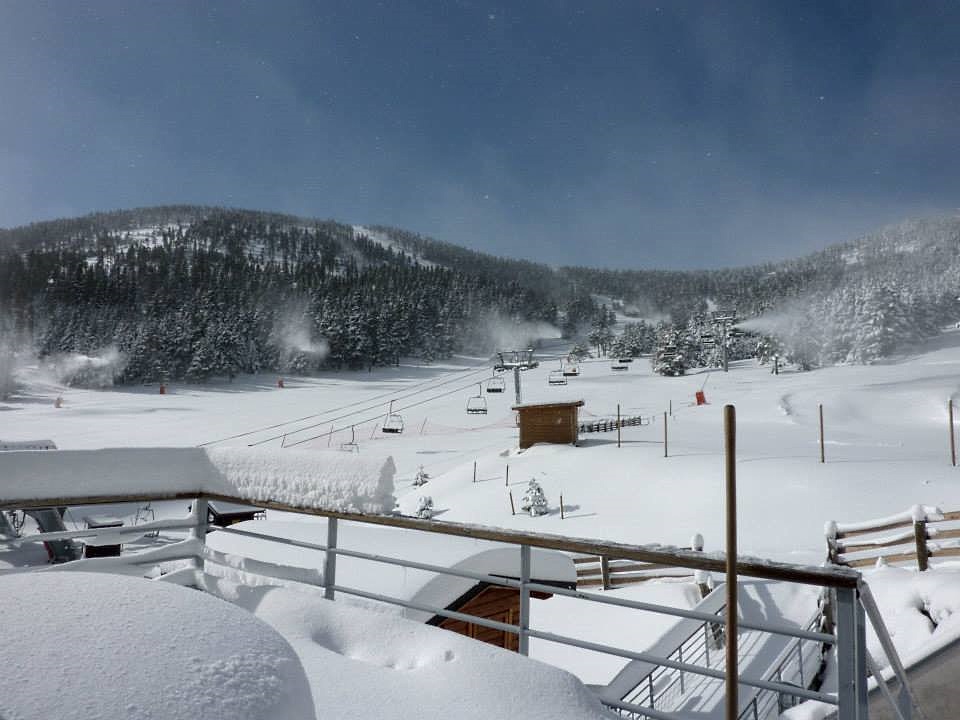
466,383,488,415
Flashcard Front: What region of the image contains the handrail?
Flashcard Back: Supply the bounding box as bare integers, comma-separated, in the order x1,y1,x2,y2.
1,491,862,589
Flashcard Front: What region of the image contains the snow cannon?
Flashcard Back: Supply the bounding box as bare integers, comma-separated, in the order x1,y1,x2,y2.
695,390,707,406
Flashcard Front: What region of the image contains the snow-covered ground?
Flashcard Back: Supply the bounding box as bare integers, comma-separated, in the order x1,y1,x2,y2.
6,330,960,710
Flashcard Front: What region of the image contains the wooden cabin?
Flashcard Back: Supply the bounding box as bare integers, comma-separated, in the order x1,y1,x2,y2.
512,400,585,449
429,583,560,651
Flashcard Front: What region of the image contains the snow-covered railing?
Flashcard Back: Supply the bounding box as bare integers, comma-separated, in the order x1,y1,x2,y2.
827,504,960,571
1,489,892,720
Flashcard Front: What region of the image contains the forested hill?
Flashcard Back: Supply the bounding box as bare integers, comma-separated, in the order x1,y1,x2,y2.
1,206,960,385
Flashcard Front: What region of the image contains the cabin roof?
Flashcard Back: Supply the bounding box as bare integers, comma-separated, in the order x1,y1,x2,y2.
512,400,585,411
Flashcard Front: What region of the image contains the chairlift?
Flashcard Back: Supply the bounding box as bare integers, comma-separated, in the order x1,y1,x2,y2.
382,400,404,434
548,370,568,385
339,425,360,452
562,363,580,377
617,356,634,364
466,384,488,415
611,360,629,371
486,375,506,393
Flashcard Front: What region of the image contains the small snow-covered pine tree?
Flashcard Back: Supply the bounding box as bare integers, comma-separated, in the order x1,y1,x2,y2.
416,496,434,519
412,465,430,487
520,480,548,517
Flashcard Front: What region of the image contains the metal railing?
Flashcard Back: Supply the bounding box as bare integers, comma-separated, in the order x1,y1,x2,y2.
1,491,919,720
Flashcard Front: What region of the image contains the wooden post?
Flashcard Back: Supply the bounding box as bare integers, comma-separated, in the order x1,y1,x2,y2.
560,494,565,519
914,518,930,571
669,399,673,417
724,404,738,720
473,461,477,483
950,399,956,467
600,556,610,590
819,404,825,464
617,404,621,449
508,490,516,515
505,464,510,486
663,411,668,457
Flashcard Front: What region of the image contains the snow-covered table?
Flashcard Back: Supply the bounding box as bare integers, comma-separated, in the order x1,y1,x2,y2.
0,572,316,720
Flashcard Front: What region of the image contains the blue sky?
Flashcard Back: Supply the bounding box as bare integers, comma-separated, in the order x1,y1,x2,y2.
1,1,958,268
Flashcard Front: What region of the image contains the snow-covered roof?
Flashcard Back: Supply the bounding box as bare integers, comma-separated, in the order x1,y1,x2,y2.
0,447,396,514
0,571,316,720
204,517,575,621
512,399,585,410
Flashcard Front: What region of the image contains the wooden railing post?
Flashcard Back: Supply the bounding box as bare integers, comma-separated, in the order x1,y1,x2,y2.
324,517,338,600
724,404,738,720
189,497,208,569
600,555,611,590
914,517,929,572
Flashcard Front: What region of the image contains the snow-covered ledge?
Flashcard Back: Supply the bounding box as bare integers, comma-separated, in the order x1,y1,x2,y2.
0,447,396,514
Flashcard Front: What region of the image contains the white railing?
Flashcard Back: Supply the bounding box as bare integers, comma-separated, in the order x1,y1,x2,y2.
0,493,918,720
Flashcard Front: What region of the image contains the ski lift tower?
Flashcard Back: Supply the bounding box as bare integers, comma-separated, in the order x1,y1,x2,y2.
494,349,539,405
711,310,738,372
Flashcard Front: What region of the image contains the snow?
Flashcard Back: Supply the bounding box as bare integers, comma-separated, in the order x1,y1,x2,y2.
199,577,611,720
204,517,575,621
0,446,396,514
0,571,316,720
9,331,960,708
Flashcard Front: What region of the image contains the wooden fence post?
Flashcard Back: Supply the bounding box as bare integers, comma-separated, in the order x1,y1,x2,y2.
950,398,956,467
505,464,510,487
914,518,930,571
819,404,825,464
617,404,621,448
600,556,610,590
508,490,516,516
663,411,668,457
473,461,477,483
560,494,565,520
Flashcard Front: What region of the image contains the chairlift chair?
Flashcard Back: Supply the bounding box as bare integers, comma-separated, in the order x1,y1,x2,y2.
617,356,634,364
339,426,360,452
611,360,629,371
548,370,568,385
381,400,404,434
486,375,506,393
466,384,488,415
562,363,580,377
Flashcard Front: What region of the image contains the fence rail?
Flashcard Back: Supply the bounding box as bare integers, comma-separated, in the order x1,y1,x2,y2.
827,505,960,571
579,414,652,434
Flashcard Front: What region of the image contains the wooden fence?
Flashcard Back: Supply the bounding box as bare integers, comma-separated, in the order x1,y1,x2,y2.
579,414,652,434
826,506,960,571
573,535,707,590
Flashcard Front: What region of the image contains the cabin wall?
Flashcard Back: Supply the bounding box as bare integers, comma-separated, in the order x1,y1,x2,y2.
517,407,578,449
436,585,552,651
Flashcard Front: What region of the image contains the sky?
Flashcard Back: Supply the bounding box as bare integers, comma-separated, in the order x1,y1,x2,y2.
1,1,959,270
